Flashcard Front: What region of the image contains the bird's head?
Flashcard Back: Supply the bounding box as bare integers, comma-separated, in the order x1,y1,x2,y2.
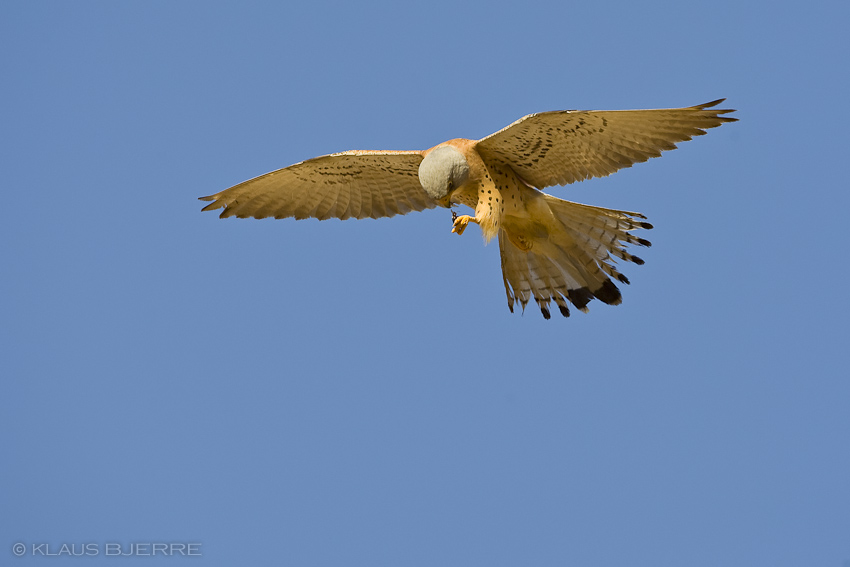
418,145,469,207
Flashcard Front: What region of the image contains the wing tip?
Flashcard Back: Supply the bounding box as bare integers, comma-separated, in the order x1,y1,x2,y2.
693,98,738,121
199,193,228,214
696,98,726,109
200,201,225,213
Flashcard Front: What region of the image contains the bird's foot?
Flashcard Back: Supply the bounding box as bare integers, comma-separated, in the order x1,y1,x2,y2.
451,214,477,235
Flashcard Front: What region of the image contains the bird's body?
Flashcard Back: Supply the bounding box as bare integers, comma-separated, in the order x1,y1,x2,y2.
422,137,507,241
201,100,737,318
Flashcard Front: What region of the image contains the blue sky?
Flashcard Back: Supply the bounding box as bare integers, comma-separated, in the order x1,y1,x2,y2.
2,1,849,565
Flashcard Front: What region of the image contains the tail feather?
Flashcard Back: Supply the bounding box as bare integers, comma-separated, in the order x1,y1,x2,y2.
499,195,652,319
499,232,582,314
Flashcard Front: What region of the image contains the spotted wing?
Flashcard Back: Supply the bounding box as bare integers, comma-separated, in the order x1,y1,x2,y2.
475,99,737,189
199,150,435,220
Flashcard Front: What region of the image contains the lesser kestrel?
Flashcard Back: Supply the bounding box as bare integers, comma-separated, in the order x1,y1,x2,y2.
200,99,737,319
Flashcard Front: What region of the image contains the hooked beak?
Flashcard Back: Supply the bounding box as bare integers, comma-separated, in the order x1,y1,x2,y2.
436,194,453,208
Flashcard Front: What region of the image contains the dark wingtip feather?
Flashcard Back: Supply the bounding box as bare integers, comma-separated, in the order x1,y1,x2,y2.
697,98,725,109
694,98,738,122
558,304,570,318
200,201,224,212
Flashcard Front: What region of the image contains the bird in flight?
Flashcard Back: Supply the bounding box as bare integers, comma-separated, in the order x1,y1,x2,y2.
200,99,736,319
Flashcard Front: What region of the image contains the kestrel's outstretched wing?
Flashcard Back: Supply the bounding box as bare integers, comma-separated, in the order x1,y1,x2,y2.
199,150,435,220
474,99,737,189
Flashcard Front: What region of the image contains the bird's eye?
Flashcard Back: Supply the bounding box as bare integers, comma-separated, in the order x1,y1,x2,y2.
447,180,454,191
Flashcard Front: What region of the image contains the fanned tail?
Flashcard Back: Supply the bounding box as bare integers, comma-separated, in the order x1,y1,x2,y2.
499,195,652,319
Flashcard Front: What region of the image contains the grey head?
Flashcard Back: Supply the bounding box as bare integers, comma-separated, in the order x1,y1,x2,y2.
418,145,469,202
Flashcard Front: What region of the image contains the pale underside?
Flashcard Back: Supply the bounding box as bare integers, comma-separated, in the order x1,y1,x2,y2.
200,100,737,318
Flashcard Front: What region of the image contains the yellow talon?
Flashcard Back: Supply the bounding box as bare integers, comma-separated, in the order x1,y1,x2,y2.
451,215,468,234
451,214,476,235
